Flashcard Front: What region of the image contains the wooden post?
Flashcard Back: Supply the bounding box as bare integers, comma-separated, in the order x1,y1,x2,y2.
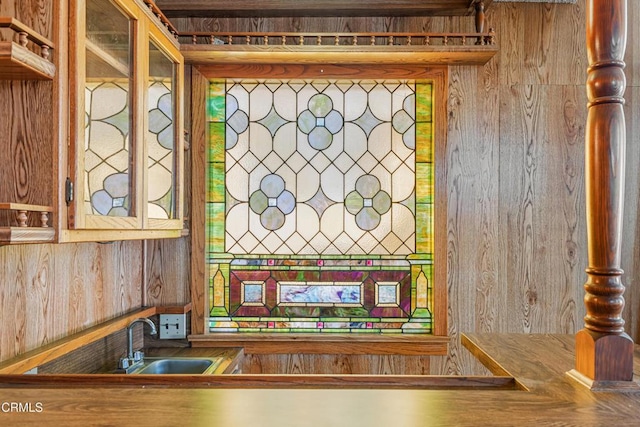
575,0,634,385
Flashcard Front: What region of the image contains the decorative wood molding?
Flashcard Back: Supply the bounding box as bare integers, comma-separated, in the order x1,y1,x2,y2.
0,16,55,79
180,31,497,66
575,0,634,385
155,0,493,18
0,203,55,244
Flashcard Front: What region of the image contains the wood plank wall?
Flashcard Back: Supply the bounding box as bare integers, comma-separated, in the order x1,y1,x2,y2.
0,0,187,366
172,0,640,375
2,0,639,376
0,242,143,363
0,0,53,226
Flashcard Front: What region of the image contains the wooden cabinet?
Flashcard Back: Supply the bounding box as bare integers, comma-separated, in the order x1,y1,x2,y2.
64,0,184,242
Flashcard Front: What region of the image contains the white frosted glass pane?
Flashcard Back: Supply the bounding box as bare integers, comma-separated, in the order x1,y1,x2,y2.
369,209,392,240
273,122,297,159
274,209,296,241
343,209,366,242
370,164,392,194
297,84,317,114
92,85,128,120
392,204,416,241
262,233,285,253
368,123,393,161
284,232,306,254
320,127,343,161
391,128,414,161
273,165,296,197
237,232,259,253
333,231,356,253
357,232,378,253
226,163,250,201
343,85,368,121
392,163,415,202
319,204,343,240
248,123,273,160
147,203,168,219
273,85,298,121
148,163,172,199
228,84,249,112
236,151,260,174
262,151,284,172
320,164,344,202
296,164,321,202
296,204,320,240
248,208,270,240
380,232,402,254
295,132,318,162
343,123,367,159
344,165,366,197
88,121,125,158
226,130,249,162
368,84,392,121
249,164,271,194
225,204,249,240
322,84,344,114
381,151,402,173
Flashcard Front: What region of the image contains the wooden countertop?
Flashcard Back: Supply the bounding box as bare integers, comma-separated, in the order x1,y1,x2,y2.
0,334,639,426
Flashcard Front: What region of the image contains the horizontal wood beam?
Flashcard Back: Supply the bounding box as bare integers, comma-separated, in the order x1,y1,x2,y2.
154,0,490,18
189,333,449,355
0,374,516,389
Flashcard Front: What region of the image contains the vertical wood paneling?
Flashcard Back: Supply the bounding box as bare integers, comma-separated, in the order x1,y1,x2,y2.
0,242,142,363
3,0,640,375
242,354,431,375
625,2,638,87
0,81,53,226
622,87,640,341
144,237,191,307
189,67,209,335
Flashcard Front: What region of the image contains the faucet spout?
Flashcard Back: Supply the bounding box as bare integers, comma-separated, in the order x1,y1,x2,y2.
126,317,157,360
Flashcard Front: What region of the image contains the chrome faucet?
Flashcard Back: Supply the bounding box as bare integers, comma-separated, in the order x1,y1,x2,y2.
119,317,158,372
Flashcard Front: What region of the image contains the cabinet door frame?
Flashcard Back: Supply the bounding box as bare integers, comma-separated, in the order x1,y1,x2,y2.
68,0,184,235
144,23,185,231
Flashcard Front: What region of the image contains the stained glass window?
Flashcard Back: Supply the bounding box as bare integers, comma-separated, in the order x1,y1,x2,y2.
206,79,434,333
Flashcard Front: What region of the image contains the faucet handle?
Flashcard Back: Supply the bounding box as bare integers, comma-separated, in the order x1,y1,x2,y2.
119,357,131,369
133,350,144,362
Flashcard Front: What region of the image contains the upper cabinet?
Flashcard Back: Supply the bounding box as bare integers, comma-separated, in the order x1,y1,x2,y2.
64,0,184,241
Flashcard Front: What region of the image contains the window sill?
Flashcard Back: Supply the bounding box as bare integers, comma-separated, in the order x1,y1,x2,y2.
188,333,449,356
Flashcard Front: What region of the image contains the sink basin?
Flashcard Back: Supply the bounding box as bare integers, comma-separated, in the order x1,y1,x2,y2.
130,357,221,375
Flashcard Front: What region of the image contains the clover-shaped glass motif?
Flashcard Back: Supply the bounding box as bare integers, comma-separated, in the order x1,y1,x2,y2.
225,94,249,150
148,90,174,150
249,174,296,230
298,93,344,150
345,175,391,230
91,172,130,216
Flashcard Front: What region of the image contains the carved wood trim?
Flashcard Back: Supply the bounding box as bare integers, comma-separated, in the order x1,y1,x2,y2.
575,0,634,384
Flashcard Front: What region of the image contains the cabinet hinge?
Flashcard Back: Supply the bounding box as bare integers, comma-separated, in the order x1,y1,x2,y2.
65,178,74,205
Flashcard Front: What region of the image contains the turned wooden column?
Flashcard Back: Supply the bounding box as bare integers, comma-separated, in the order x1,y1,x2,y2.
575,0,634,382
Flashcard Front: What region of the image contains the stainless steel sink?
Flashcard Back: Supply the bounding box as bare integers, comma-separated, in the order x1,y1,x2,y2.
130,357,221,374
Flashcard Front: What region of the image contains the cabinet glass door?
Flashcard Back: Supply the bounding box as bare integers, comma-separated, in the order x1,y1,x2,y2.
83,0,135,220
147,41,177,220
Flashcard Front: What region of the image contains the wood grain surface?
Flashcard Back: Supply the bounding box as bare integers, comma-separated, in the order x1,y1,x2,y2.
2,0,640,379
